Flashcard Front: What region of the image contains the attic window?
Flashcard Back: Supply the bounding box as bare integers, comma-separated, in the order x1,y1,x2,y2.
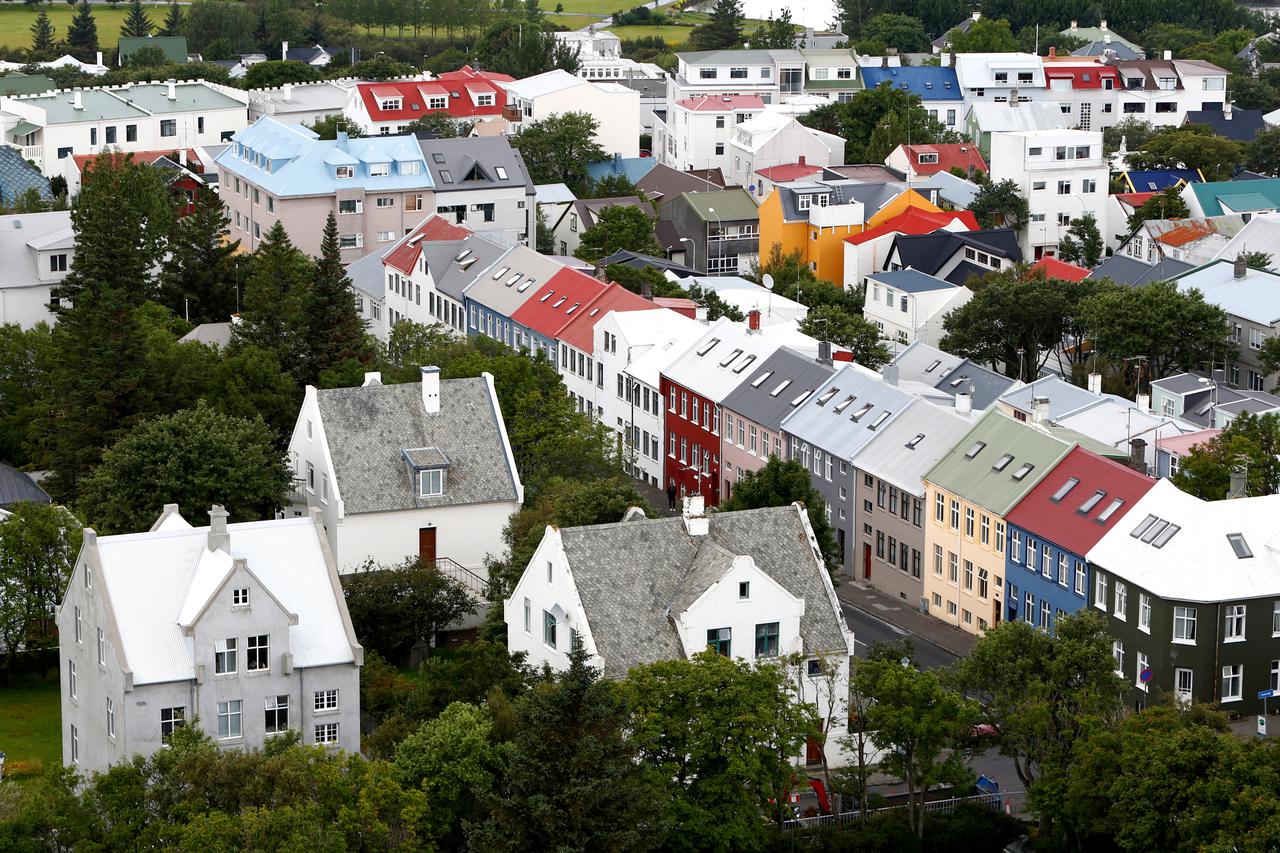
850,402,874,422
418,469,445,496
965,441,986,458
440,170,453,183
1227,533,1253,559
492,266,511,279
539,290,555,302
719,348,744,367
517,280,534,292
432,153,446,164
1011,463,1034,480
816,388,839,405
404,447,449,498
833,395,855,414
495,166,508,180
992,453,1014,471
770,379,792,397
868,411,891,430
732,354,757,373
455,249,472,262
589,308,599,316
751,370,774,388
790,390,811,406
1050,477,1080,502
906,433,925,449
506,273,523,287
458,257,477,270
565,302,581,315
1078,490,1106,514
1151,523,1180,548
553,297,567,308
696,337,721,356
1095,498,1124,523
949,376,966,388
925,359,942,373
1130,514,1158,539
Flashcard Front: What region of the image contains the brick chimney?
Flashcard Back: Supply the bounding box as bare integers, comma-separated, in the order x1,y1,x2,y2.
207,505,230,553
1128,438,1148,474
1235,254,1248,278
421,365,440,414
1048,46,1056,58
682,494,709,536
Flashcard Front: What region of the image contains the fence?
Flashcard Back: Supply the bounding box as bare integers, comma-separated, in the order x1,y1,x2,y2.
782,790,1028,831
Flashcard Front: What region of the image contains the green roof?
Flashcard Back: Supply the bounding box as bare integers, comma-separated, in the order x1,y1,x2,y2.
118,36,188,65
923,409,1074,516
678,188,759,222
0,73,55,96
8,120,39,139
1190,179,1280,217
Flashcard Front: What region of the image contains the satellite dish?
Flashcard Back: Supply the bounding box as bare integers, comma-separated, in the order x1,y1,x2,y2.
762,273,774,291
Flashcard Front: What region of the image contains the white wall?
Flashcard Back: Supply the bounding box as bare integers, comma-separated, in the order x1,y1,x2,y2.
0,282,56,328
334,501,518,573
516,82,640,158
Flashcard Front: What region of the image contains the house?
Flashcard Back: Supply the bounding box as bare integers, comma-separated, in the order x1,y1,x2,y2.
1153,428,1221,478
953,52,1049,104
964,101,1071,161
1029,255,1090,282
464,243,565,357
549,195,649,259
554,29,621,60
558,34,665,132
117,36,189,66
1086,479,1280,714
915,170,982,211
725,111,844,191
932,12,982,51
57,505,363,774
504,498,856,767
864,269,973,349
1,80,248,176
1118,215,1247,269
0,144,51,206
216,118,431,261
1181,177,1280,219
0,210,72,328
1205,212,1280,270
1087,253,1194,286
179,322,234,348
659,189,758,276
842,206,979,290
1184,105,1267,142
67,147,210,209
249,80,359,127
888,341,1017,409
373,217,494,339
0,73,55,97
666,49,807,105
287,368,523,574
1150,370,1280,428
653,94,766,174
634,163,726,209
1120,169,1204,193
1062,20,1145,58
884,143,986,181
595,249,694,277
676,274,808,324
800,49,862,102
0,53,107,77
419,134,536,247
343,68,509,136
280,42,343,67
752,160,824,201
1114,57,1229,127
1040,54,1121,132
507,265,608,372
556,281,657,422
1170,258,1280,391
860,67,964,132
988,129,1108,259
882,228,1023,285
504,70,640,158
0,461,50,509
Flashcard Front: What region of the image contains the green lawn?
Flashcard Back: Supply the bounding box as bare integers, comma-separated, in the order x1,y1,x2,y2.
0,670,61,782
548,12,609,29
0,6,161,52
553,0,635,15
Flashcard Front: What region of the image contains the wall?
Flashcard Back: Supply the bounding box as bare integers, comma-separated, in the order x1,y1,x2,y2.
0,281,55,328
720,409,781,498
783,432,856,576
1003,523,1089,630
758,190,808,269
922,483,1007,634
660,377,723,505
431,184,533,247
335,502,518,573
854,470,926,604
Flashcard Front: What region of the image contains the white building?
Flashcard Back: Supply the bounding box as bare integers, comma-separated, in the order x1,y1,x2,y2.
56,505,363,775
655,94,766,173
1115,58,1229,127
505,499,856,766
952,52,1049,104
988,129,1108,259
287,368,523,575
0,210,72,328
554,29,622,61
420,134,537,247
863,269,973,349
248,79,359,127
555,281,657,426
726,111,844,190
667,49,808,105
504,70,640,158
1,80,248,176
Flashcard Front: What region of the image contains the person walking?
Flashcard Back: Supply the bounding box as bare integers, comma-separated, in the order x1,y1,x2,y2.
666,482,677,511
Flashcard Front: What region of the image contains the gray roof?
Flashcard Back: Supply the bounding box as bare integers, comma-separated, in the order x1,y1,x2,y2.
315,377,519,514
0,146,51,206
345,246,390,300
178,322,233,348
419,135,534,193
679,48,803,65
560,505,848,677
720,347,836,431
778,179,904,222
1087,254,1195,286
999,375,1103,420
932,358,1017,410
1152,372,1212,396
0,462,50,508
915,170,981,208
869,269,955,293
460,243,564,311
890,341,964,386
780,364,916,460
852,397,974,496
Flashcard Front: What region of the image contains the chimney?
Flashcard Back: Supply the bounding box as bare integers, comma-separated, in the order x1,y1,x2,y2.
641,279,653,300
695,305,708,323
1136,392,1150,413
207,505,230,553
1010,88,1019,107
179,148,187,167
747,309,761,332
282,82,294,101
971,10,980,20
95,50,103,66
954,378,973,415
1031,395,1051,425
798,155,806,166
1100,19,1108,30
1225,100,1233,120
817,340,832,365
883,362,899,385
881,54,889,68
71,88,82,110
1048,46,1056,59
1103,33,1111,44
1088,372,1103,395
336,130,348,148
1128,438,1148,474
1228,467,1248,497
1070,20,1078,33
682,494,709,536
282,40,289,62
362,371,382,386
1235,253,1248,278
421,365,440,414
1163,50,1172,61
166,79,177,100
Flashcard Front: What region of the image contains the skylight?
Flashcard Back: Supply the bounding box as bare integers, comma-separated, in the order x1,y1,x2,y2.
1095,498,1124,523
1078,490,1106,514
817,388,839,405
868,411,891,430
432,153,445,164
1050,477,1080,502
949,376,966,388
491,266,510,280
517,280,533,292
539,290,555,302
906,433,925,449
1011,463,1034,480
696,338,721,356
719,348,744,367
459,257,477,270
833,395,855,414
790,390,811,406
1227,533,1253,559
552,297,567,308
565,302,580,315
1151,524,1180,548
505,274,522,287
850,402,874,422
589,308,599,316
965,441,987,459
1197,402,1213,416
992,453,1014,471
751,370,774,388
925,359,942,373
1130,514,1159,539
495,166,508,180
770,379,792,397
455,249,472,262
732,354,757,374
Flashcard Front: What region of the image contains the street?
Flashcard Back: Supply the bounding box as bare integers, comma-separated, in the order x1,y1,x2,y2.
840,600,960,671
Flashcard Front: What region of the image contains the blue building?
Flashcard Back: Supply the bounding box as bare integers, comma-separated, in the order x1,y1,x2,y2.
461,244,566,355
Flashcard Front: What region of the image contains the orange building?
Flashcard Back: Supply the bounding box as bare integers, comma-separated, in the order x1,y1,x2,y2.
757,176,942,285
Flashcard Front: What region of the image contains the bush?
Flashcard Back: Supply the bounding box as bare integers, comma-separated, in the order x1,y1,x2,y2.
765,803,1025,853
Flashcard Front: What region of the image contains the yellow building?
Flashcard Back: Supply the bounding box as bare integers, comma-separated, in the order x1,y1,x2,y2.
757,179,941,285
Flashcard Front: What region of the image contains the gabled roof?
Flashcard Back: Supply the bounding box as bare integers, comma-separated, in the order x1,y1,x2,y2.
675,94,766,112
895,143,987,176
1059,23,1142,52
510,267,606,339
780,363,916,460
663,317,782,404
382,213,471,275
635,163,725,206
721,347,836,431
572,195,647,231
868,268,956,293
1087,254,1194,286
1122,169,1203,192
585,156,657,185
860,66,960,101
1029,255,1090,282
926,356,1017,410
1155,428,1221,456
967,101,1071,134
888,227,1022,275
1188,178,1280,217
622,309,706,387
845,206,978,246
1184,108,1266,142
355,68,508,122
1113,191,1158,208
456,241,560,308
0,145,51,205
677,187,758,222
314,376,520,514
851,397,973,496
419,134,532,191
1170,258,1280,325
1000,375,1102,421
0,462,50,507
556,281,654,352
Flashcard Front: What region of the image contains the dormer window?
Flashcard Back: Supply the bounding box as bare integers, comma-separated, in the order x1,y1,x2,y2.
428,96,447,109
369,163,390,177
232,587,249,607
335,165,354,179
401,161,421,175
476,93,495,106
380,98,402,110
404,447,449,498
419,469,444,496
918,153,939,164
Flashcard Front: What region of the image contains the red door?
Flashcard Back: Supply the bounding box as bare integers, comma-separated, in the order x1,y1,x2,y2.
418,527,437,566
863,543,872,579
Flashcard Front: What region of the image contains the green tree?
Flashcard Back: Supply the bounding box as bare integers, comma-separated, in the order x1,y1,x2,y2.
688,0,743,50
510,111,606,191
121,0,153,38
1057,212,1103,267
242,59,320,89
232,220,313,375
304,212,372,385
1103,117,1158,155
0,322,53,467
800,84,948,165
1259,335,1280,382
0,502,82,682
720,456,840,573
473,18,579,78
586,172,639,199
181,0,257,55
75,402,289,534
306,114,364,140
1124,186,1190,236
65,0,98,62
125,44,168,68
341,556,478,663
970,178,1029,232
1230,74,1280,113
403,112,472,138
159,0,183,36
798,305,892,369
1129,125,1244,182
1238,249,1274,270
939,268,1075,378
28,11,56,61
948,17,1019,52
576,204,660,262
751,8,796,49
158,183,241,324
1173,412,1280,498
860,12,929,52
201,345,301,446
336,54,418,81
1247,125,1280,177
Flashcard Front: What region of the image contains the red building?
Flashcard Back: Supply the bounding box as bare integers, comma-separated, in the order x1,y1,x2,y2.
349,66,513,135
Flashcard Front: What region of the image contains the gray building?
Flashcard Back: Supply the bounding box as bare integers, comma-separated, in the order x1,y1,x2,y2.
888,341,1017,410
418,135,538,248
659,189,759,275
1171,259,1280,393
1150,371,1280,429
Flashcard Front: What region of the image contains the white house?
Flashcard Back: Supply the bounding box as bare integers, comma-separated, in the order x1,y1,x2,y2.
864,269,973,349
248,79,359,126
56,505,363,775
1115,57,1229,127
504,70,640,158
987,128,1108,259
1,80,249,176
286,368,523,576
505,498,856,765
419,134,538,247
667,49,807,105
725,111,844,190
0,210,72,328
952,52,1049,104
555,281,658,426
654,94,766,173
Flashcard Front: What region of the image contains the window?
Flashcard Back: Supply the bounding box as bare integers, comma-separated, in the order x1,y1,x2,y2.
1136,652,1150,690
754,622,780,657
1113,640,1125,675
160,119,176,137
1028,538,1037,572
1094,573,1107,611
232,587,249,607
161,706,185,742
1222,664,1243,702
1174,667,1194,702
980,515,990,545
50,253,67,273
1042,601,1052,631
315,690,339,712
68,659,76,699
964,560,973,591
1227,533,1253,559
1274,601,1280,637
1173,606,1197,643
935,492,945,522
217,700,242,739
1011,529,1022,563
934,544,943,575
978,567,989,599
74,606,82,643
265,695,289,734
739,581,750,599
1225,604,1246,641
730,66,748,78
418,468,444,497
948,552,958,582
246,634,269,671
707,627,731,656
964,507,974,538
1057,180,1071,195
97,627,104,665
1114,582,1127,619
950,499,960,530
335,165,354,179
70,724,78,763
338,199,362,214
215,638,237,674
543,610,557,648
316,722,341,744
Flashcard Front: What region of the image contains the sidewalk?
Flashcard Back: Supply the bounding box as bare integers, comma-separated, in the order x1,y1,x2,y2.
835,580,978,660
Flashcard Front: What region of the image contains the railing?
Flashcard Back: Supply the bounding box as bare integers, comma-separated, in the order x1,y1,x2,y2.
20,145,41,167
427,555,491,599
782,791,1027,831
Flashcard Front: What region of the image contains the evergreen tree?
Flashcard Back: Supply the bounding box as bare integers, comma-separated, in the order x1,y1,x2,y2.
232,221,312,376
158,184,241,324
304,11,326,44
65,0,99,63
304,212,371,384
29,11,56,61
159,0,183,36
122,0,153,39
688,0,743,50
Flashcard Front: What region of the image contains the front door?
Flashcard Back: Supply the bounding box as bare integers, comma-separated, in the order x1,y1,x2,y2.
418,527,437,566
863,543,871,579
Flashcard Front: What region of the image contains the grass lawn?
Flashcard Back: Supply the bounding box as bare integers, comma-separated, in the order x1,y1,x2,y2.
553,0,635,15
548,12,609,29
0,670,61,782
608,13,772,43
0,6,160,52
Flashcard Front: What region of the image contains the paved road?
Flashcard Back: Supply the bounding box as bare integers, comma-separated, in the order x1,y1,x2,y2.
840,600,960,671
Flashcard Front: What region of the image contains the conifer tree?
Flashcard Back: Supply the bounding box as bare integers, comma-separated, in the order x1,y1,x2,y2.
29,11,56,62
65,0,99,62
121,0,153,39
687,0,743,50
159,0,183,36
303,212,371,384
159,184,241,323
232,221,312,377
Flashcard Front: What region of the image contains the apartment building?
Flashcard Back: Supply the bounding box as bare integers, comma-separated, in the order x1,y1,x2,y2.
504,70,640,158
861,66,964,132
1042,54,1120,132
1170,258,1280,392
667,49,807,105
1114,57,1229,126
654,94,766,173
343,68,509,135
725,111,844,190
952,52,1048,104
419,134,536,247
0,209,72,329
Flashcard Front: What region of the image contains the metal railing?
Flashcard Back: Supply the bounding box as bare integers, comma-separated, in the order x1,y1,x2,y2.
782,790,1027,831
427,556,491,599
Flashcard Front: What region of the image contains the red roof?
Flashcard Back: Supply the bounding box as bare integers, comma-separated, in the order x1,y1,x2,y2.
1042,64,1120,90
1156,221,1215,247
654,296,698,318
1005,446,1156,556
383,215,471,275
357,67,508,122
844,206,980,246
1029,255,1091,282
676,94,766,112
1114,191,1158,209
510,267,607,339
898,143,987,177
74,148,202,172
557,281,655,351
755,162,824,182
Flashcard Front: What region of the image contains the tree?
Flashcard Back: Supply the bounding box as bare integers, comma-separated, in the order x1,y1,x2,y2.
860,656,979,838
306,114,364,140
858,13,929,52
622,651,816,845
336,55,417,81
121,0,152,38
960,612,1125,842
473,19,579,78
0,502,82,682
586,172,638,199
798,305,892,369
28,11,56,61
158,183,241,324
1124,186,1190,236
576,204,661,262
75,401,290,534
970,178,1029,232
1238,249,1274,271
232,220,312,374
1173,412,1280,498
403,112,472,138
0,322,53,467
181,0,256,56
201,345,300,446
125,44,168,68
687,0,743,50
720,457,840,573
242,59,319,89
1247,126,1280,177
342,556,478,663
948,17,1019,52
1260,335,1280,382
1129,125,1244,182
304,212,373,385
939,268,1076,378
509,111,606,191
1103,117,1158,155
751,9,796,50
800,85,948,165
159,0,183,36
65,0,98,63
1057,213,1103,267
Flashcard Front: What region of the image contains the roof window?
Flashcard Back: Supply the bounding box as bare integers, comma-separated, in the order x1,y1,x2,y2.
732,354,757,373
1227,533,1253,559
770,379,792,397
906,433,925,449
1130,514,1158,539
719,348,744,367
850,402,874,422
1050,477,1079,502
539,290,555,302
751,370,774,388
816,388,839,405
696,337,721,356
565,302,580,315
505,273,523,287
455,249,472,262
1095,498,1124,523
517,280,534,292
552,297,567,308
868,411,891,430
1011,463,1034,480
1078,490,1106,514
458,257,477,270
491,266,510,280
965,441,987,458
1151,523,1180,548
925,359,942,373
992,453,1014,471
833,395,855,414
790,390,811,406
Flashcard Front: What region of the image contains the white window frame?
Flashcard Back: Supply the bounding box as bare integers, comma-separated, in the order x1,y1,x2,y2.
1221,664,1243,702
217,699,242,739
214,637,237,674
1173,606,1197,644
1225,603,1246,642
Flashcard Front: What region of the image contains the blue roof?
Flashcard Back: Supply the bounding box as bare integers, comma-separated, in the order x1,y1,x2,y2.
860,66,960,101
868,269,956,293
1123,169,1202,192
0,146,50,206
585,156,658,185
216,116,432,198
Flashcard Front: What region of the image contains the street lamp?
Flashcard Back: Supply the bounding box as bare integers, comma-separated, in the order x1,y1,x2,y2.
679,236,696,272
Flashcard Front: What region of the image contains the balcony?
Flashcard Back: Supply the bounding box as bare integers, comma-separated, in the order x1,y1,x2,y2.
809,202,863,229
